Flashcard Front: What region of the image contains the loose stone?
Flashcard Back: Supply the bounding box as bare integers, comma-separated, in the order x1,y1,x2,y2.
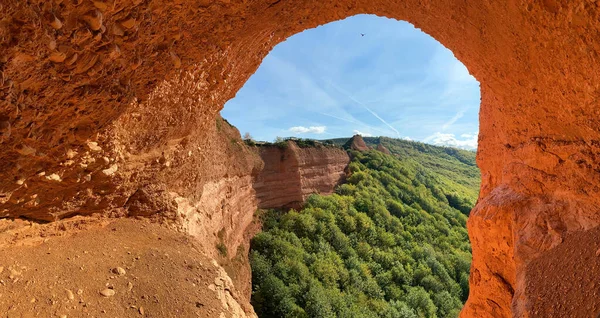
112,267,126,275
100,289,115,297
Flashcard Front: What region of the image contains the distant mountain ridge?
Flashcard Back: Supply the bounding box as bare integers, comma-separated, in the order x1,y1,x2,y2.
324,135,480,206
250,135,480,212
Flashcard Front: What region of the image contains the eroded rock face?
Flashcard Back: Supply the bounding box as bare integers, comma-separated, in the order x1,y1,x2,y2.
253,141,350,209
376,143,391,155
345,134,371,152
3,0,600,317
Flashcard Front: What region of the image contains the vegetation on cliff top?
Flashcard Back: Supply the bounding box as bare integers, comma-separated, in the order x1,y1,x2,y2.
250,138,479,317
244,136,340,149
332,136,478,211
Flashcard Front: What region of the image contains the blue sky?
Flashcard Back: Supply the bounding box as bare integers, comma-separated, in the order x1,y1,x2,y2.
221,14,480,150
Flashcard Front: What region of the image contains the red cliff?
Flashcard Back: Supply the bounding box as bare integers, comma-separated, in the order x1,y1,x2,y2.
253,141,350,210
344,135,371,151
376,143,392,155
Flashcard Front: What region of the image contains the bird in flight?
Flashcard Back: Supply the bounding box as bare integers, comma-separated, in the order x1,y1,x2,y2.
361,33,365,36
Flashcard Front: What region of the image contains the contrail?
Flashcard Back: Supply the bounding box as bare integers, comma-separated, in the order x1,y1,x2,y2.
325,81,401,138
362,105,401,138
316,111,360,124
442,108,466,131
322,131,346,138
316,112,391,135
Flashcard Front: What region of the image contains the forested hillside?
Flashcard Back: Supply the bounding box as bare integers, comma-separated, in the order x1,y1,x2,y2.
250,139,480,317
328,136,479,212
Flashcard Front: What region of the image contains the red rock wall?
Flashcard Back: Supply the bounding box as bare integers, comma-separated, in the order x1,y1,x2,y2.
253,141,349,209
346,134,371,151
376,143,391,155
3,1,600,317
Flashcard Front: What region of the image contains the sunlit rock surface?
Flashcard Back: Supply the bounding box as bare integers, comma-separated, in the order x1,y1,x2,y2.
3,0,600,316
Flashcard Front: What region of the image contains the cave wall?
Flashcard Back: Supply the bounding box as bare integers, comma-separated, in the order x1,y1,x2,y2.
3,0,600,316
254,141,350,210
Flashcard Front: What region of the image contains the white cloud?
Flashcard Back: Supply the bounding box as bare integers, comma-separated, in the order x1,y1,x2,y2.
424,132,478,150
289,126,327,134
353,130,373,137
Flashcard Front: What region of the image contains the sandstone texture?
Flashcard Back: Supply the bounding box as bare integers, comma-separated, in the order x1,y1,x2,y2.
2,0,600,317
253,141,350,209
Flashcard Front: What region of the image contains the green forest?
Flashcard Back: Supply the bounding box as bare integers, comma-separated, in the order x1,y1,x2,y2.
250,137,480,318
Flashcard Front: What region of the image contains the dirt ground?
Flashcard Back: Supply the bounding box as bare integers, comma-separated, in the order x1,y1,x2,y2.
0,217,254,318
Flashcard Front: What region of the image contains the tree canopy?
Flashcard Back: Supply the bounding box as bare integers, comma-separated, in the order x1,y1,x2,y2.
251,140,480,318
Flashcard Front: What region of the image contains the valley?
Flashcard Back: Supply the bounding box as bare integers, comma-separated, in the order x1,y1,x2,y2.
249,136,479,317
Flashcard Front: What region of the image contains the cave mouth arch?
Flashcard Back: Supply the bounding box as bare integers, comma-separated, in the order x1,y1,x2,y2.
221,13,481,317
222,14,481,151
3,1,597,317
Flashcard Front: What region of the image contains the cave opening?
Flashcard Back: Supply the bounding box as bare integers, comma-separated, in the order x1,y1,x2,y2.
3,1,598,316
221,14,481,317
222,14,480,150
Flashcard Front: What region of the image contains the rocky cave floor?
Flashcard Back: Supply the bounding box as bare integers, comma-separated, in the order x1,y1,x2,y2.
0,216,251,318
525,225,600,318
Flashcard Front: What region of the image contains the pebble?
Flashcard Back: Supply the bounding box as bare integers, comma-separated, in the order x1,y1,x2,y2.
46,173,62,182
139,307,145,315
50,16,63,30
87,141,102,152
48,52,66,63
102,164,118,176
100,289,115,297
66,149,78,159
112,267,126,275
66,289,75,300
127,282,133,291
